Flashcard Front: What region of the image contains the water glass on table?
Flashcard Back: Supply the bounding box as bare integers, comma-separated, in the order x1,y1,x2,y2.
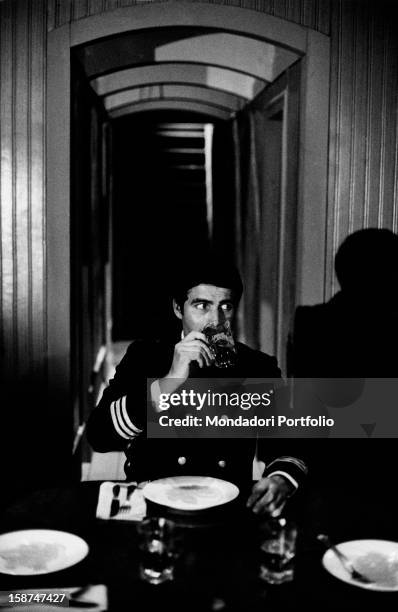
258,517,297,584
137,517,182,585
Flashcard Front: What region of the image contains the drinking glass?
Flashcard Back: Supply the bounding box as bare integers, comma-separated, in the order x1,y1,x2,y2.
137,517,182,584
203,320,237,369
258,517,297,584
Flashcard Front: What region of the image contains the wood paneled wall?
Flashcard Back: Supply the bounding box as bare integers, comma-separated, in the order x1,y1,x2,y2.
47,0,331,36
0,0,47,383
326,0,398,297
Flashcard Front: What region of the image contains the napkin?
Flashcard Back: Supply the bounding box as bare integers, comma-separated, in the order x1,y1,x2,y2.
0,585,107,611
96,481,146,521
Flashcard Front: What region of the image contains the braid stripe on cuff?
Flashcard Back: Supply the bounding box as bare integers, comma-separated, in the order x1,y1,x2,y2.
264,456,307,488
267,470,298,490
110,397,142,440
120,396,142,434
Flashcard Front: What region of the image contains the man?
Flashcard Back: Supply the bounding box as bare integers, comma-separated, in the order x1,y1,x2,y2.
289,228,398,378
87,258,307,515
288,228,398,490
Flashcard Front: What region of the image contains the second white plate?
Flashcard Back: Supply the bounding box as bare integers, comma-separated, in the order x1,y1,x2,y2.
0,529,89,575
142,476,239,511
322,539,398,591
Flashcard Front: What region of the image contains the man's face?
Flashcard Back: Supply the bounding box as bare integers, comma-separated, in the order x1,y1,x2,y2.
173,284,236,336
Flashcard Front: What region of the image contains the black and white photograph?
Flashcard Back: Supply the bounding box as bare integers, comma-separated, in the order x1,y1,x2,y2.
0,0,397,610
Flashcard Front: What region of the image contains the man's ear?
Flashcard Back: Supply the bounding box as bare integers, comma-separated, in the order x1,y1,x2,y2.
173,299,183,320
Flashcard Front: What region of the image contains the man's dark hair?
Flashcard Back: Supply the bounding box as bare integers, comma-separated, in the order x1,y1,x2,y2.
172,254,243,309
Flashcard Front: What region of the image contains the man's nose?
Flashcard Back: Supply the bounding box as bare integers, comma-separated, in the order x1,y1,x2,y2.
208,308,226,326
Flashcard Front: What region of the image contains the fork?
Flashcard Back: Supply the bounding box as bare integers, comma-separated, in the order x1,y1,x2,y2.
114,504,132,518
317,534,371,583
109,484,121,517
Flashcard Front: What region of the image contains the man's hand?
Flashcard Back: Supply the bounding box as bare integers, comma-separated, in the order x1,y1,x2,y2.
167,331,214,381
157,331,214,396
246,474,295,516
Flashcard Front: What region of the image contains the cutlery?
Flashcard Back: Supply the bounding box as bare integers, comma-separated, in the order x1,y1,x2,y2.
109,498,120,517
126,484,136,498
317,534,371,583
68,598,99,609
70,586,91,598
110,484,121,517
109,483,137,517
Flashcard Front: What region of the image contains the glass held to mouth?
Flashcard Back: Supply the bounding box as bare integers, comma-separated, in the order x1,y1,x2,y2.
202,320,237,369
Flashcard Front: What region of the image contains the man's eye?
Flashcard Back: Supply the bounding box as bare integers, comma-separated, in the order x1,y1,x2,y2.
221,303,233,311
195,303,207,310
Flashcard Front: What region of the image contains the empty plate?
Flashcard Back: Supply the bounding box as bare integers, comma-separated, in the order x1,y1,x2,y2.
0,529,89,575
322,539,398,591
142,476,239,511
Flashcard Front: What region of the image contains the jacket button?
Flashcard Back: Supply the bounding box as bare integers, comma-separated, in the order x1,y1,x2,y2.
178,456,187,465
218,460,226,468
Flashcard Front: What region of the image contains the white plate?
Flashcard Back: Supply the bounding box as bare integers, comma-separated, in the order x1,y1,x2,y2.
142,476,239,511
0,529,89,575
322,539,398,591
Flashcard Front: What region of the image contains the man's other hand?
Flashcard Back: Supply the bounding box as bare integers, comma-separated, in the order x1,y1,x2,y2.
246,475,295,516
167,331,214,381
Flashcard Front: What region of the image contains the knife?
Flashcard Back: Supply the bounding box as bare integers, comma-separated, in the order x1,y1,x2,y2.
68,599,99,608
126,484,136,498
109,498,120,517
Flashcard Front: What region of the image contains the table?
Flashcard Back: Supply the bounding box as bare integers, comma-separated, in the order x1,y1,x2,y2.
0,481,397,611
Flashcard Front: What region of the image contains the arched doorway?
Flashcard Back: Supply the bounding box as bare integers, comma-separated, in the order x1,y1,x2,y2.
47,2,329,441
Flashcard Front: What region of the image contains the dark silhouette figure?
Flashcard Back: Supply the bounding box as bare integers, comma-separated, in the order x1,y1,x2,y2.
288,228,398,495
289,228,398,378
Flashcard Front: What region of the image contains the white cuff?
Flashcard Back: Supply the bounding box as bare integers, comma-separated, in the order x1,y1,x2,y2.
267,470,299,490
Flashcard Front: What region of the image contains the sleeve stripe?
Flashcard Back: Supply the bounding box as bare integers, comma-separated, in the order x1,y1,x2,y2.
110,400,131,440
267,456,308,474
114,399,141,438
267,470,299,490
119,396,142,435
114,399,133,437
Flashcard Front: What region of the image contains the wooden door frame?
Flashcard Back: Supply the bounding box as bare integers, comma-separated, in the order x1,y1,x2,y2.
46,3,329,411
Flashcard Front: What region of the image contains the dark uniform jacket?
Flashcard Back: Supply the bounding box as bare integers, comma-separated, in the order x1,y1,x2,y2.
86,338,307,490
